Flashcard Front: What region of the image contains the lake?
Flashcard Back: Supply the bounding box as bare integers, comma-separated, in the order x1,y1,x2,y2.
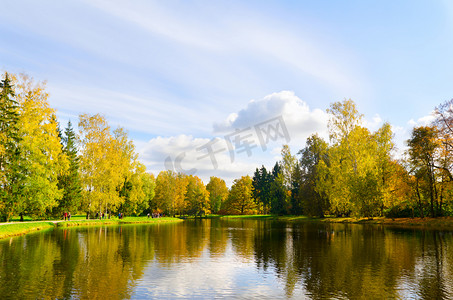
1,219,453,299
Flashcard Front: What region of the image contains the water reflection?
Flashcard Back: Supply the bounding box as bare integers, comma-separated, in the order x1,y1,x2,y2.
1,220,453,299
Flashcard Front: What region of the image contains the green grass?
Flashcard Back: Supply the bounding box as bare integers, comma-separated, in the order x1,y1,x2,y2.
221,214,276,219
0,216,183,239
9,215,33,222
0,222,55,240
213,214,453,229
56,216,183,227
218,215,313,221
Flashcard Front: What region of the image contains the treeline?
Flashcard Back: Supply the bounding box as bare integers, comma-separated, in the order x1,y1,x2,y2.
244,99,453,218
0,73,155,221
3,71,453,220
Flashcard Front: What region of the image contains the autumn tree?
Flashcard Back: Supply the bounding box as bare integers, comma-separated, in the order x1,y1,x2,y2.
298,134,330,217
280,145,296,189
78,114,140,217
435,99,453,179
321,100,363,216
153,170,188,216
78,114,111,217
224,175,256,214
206,176,228,214
143,173,156,211
15,75,68,219
185,175,210,216
407,126,440,217
373,123,395,212
119,162,152,216
434,100,453,214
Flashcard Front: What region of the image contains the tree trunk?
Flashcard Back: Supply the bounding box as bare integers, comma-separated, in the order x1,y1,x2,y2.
416,178,424,218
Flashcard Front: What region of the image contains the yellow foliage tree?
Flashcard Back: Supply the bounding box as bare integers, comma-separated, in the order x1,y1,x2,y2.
78,114,140,217
185,175,210,216
15,74,69,219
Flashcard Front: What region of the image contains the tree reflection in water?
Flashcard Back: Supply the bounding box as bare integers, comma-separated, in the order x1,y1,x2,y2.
1,220,453,299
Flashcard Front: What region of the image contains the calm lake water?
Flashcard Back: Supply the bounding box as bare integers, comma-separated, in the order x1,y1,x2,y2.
1,219,453,299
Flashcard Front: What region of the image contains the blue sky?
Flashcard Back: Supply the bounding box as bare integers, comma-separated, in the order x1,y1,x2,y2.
1,0,452,184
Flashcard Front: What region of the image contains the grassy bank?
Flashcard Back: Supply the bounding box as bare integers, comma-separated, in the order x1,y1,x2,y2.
0,217,183,240
0,222,55,240
315,216,453,229
216,215,453,230
56,216,183,227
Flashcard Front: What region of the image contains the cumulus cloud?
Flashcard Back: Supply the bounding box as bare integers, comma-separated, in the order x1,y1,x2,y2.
363,113,383,131
407,112,436,127
213,90,329,144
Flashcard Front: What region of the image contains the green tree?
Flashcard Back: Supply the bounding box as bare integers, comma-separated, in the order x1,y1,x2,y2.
290,161,303,215
299,134,330,217
56,120,82,216
206,176,228,214
252,166,272,213
407,126,440,217
0,72,22,221
323,99,391,217
270,162,287,215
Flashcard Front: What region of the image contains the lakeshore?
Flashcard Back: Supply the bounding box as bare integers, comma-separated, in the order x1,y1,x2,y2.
0,216,183,240
3,215,453,241
217,215,453,230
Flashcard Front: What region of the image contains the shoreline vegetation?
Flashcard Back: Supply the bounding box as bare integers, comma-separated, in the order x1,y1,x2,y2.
0,216,183,240
3,215,453,241
213,215,453,230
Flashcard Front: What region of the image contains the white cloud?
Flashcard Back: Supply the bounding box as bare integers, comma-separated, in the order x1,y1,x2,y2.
363,113,383,131
138,135,259,186
214,90,329,145
407,112,436,127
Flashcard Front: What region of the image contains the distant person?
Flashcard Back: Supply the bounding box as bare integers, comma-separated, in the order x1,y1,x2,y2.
64,212,67,221
68,212,71,221
147,213,150,218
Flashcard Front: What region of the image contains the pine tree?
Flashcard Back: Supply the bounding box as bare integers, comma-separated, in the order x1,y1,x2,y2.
0,73,22,222
252,166,272,214
57,120,82,216
270,162,287,215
